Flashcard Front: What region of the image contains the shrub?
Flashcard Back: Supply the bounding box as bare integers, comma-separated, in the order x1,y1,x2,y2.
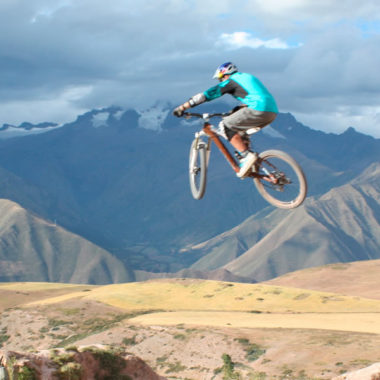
165,361,187,374
50,352,76,367
0,327,10,347
122,335,137,346
235,338,266,362
220,354,241,380
245,343,266,362
55,362,82,380
17,366,38,380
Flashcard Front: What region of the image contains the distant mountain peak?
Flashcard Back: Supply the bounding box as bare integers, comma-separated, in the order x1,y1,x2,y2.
344,126,356,133
137,103,171,131
0,121,59,139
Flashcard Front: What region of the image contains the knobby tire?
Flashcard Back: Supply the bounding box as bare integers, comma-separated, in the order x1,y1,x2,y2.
253,149,307,209
189,139,207,200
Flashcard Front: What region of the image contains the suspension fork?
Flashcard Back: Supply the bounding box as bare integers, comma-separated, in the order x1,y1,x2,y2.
203,123,240,173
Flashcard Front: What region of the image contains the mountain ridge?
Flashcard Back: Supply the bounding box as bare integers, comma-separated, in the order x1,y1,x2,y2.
0,198,133,284
186,163,380,281
1,105,380,281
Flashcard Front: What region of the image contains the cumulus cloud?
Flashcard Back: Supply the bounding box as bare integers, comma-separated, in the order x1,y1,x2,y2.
0,0,380,136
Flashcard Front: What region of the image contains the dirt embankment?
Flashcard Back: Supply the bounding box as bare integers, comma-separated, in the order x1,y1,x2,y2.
0,345,167,380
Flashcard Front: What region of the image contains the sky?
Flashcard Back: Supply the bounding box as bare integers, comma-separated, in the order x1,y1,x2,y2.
1,0,380,136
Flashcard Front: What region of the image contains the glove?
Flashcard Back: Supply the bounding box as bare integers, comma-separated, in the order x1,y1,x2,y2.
173,106,184,117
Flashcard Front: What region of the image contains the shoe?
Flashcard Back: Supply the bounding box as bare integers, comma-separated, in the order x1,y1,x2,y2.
237,152,257,178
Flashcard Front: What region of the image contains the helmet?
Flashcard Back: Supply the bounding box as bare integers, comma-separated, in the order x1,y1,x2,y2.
213,62,238,79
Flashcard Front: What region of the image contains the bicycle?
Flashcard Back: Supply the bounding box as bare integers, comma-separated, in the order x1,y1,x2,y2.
183,111,307,209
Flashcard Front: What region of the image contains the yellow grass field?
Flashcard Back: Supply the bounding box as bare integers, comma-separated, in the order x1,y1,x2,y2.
0,282,97,311
130,311,380,334
0,282,95,292
26,279,380,314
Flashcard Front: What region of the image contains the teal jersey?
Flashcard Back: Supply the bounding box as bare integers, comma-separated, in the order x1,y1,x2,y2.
203,72,278,113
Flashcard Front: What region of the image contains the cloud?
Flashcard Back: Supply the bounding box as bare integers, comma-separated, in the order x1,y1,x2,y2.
0,85,92,126
0,0,380,137
30,0,73,23
217,31,302,50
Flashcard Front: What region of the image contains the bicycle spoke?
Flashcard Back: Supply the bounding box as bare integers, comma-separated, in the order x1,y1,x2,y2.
254,150,307,209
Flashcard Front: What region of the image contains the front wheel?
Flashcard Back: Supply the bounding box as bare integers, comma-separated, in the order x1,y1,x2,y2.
253,150,307,209
189,139,207,200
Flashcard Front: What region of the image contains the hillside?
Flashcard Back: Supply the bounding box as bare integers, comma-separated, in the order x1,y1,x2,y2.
0,199,133,284
1,276,380,379
266,259,380,300
134,267,254,283
186,163,380,281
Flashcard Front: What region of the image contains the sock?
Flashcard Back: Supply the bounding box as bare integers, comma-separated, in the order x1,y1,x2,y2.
240,150,249,158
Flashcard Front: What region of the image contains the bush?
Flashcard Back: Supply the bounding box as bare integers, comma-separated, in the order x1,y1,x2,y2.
17,366,38,380
121,335,137,346
235,338,266,362
55,362,82,380
221,354,241,380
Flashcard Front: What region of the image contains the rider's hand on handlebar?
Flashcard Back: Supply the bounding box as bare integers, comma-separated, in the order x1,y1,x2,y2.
173,105,185,117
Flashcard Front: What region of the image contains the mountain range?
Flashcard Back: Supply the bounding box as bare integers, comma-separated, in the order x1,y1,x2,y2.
185,163,380,281
0,103,379,283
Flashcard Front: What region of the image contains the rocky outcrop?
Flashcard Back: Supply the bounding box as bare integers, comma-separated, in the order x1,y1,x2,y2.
0,345,167,380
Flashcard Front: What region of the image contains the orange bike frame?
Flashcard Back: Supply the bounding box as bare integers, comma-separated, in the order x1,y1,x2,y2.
203,123,240,173
202,123,272,182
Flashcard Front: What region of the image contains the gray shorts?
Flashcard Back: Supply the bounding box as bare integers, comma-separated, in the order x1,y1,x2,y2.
223,107,277,131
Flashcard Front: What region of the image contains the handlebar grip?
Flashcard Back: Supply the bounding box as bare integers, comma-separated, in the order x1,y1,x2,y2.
183,112,202,117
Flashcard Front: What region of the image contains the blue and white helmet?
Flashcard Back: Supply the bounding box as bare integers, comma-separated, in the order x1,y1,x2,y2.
213,62,238,79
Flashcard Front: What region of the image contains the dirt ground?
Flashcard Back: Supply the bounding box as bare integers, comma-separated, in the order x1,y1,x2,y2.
75,321,380,380
1,272,380,380
1,298,380,379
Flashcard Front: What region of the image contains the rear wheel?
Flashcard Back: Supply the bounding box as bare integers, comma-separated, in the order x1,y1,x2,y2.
189,139,207,200
253,150,307,209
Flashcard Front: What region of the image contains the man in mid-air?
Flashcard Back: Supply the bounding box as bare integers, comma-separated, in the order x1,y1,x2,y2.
173,62,278,177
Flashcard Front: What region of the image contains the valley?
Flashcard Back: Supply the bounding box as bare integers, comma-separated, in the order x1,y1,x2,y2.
1,107,380,378
1,107,380,283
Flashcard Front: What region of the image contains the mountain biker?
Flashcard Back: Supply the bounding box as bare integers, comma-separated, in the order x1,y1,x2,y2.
173,62,278,178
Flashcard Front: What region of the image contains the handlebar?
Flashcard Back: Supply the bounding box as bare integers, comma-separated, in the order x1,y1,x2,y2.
183,111,232,119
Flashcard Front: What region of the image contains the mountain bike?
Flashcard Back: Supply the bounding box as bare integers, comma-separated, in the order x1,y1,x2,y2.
183,111,307,209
